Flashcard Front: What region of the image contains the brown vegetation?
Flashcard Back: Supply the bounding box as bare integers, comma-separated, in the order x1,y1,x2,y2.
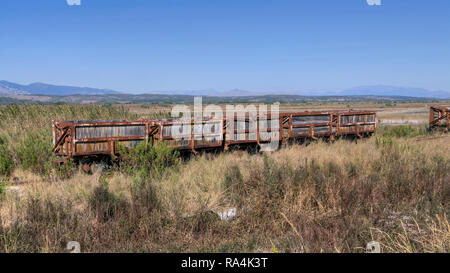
0,104,448,253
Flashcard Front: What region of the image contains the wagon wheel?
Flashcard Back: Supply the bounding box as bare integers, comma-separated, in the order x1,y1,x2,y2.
81,160,109,174
90,163,107,174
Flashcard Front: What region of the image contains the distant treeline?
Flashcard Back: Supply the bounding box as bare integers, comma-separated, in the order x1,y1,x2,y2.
0,94,447,105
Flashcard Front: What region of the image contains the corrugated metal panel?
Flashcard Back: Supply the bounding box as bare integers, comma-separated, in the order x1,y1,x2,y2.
163,139,191,148
292,125,329,135
234,120,258,130
339,125,374,134
76,125,146,139
76,142,109,153
119,140,144,149
162,121,221,137
233,132,257,141
233,120,257,141
163,125,190,137
293,115,330,125
194,135,222,146
340,114,375,123
260,131,280,141
259,119,280,129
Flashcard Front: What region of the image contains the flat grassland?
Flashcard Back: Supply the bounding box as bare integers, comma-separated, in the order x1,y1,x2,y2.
0,101,448,253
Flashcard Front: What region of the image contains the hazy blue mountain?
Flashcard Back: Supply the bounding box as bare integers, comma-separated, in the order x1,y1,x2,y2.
1,81,449,98
0,81,29,95
336,85,450,99
0,81,120,96
138,88,255,96
139,89,218,96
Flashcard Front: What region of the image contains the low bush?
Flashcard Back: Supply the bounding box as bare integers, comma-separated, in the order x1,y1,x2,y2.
89,176,129,223
0,181,5,198
380,125,427,138
0,135,13,178
117,141,180,179
15,130,53,176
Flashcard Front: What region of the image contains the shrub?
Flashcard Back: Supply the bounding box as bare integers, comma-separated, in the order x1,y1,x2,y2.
117,141,179,179
130,178,161,216
15,130,53,176
0,135,13,178
224,156,292,211
223,165,244,205
381,125,427,138
55,159,75,179
89,176,129,223
140,103,150,109
0,180,5,198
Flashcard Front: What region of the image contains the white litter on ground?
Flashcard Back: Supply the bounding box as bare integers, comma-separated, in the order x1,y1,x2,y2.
182,208,237,222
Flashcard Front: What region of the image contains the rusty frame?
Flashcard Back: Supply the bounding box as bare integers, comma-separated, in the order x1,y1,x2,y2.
429,106,450,131
52,110,377,159
52,120,153,160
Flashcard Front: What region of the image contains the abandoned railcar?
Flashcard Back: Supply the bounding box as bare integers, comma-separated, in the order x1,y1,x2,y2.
52,110,377,162
429,106,449,131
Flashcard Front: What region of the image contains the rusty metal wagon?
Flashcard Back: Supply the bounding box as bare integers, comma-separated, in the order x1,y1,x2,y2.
52,109,377,163
429,106,449,131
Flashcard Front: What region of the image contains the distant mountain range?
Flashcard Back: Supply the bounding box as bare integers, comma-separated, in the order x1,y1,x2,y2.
1,80,449,99
0,81,119,96
336,85,450,99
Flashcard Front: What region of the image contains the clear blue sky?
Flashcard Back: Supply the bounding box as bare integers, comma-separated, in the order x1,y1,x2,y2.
1,0,449,93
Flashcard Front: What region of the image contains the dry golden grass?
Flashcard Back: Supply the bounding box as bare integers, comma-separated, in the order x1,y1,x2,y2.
1,133,448,253
0,103,449,253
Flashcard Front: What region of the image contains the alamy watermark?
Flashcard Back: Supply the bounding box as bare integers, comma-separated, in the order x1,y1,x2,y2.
66,241,81,253
367,0,382,6
66,0,81,6
65,240,380,253
65,1,380,7
170,97,280,151
366,241,381,253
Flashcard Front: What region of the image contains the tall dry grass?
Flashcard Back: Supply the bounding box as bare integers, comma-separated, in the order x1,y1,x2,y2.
0,129,448,252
